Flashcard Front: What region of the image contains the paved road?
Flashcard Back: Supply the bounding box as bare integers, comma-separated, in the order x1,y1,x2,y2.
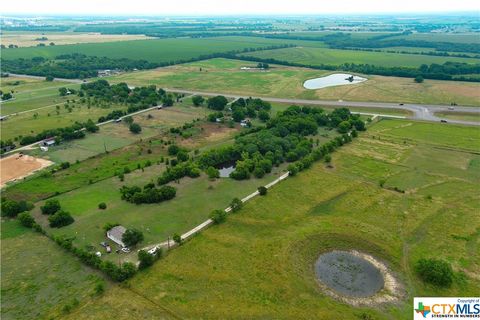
165,88,480,126
5,73,86,84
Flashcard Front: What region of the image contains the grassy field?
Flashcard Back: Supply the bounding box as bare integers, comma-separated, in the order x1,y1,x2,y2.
1,31,153,47
239,46,480,67
0,220,103,320
0,76,78,115
0,36,300,62
108,58,480,106
44,118,478,320
434,111,480,122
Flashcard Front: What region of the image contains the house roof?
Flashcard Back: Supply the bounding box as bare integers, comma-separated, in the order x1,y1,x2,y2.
107,225,127,246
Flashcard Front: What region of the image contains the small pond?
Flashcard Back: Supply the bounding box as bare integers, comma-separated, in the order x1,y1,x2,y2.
304,73,367,89
217,162,236,178
315,250,384,297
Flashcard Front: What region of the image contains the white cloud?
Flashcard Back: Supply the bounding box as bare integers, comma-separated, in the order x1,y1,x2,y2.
1,0,479,15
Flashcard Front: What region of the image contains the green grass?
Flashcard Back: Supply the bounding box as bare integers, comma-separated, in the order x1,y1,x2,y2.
0,220,102,320
55,118,479,320
0,36,300,62
239,46,480,68
108,58,480,106
434,111,480,123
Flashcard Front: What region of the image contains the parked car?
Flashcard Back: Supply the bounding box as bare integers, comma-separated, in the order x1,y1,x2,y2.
448,107,455,110
106,245,112,253
100,241,108,247
441,119,448,123
399,103,404,106
121,247,130,253
148,247,157,255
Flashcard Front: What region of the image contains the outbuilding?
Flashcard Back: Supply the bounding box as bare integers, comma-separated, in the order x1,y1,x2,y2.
106,225,127,247
41,139,55,147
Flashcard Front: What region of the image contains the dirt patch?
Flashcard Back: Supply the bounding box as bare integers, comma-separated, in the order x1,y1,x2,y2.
315,250,405,307
0,153,53,188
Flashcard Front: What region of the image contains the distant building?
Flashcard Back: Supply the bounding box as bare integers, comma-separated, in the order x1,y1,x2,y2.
107,225,127,247
41,139,55,147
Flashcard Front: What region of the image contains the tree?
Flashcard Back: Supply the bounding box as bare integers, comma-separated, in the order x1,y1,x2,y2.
192,95,204,106
173,233,182,244
210,209,226,224
232,109,245,122
1,92,13,101
1,199,33,217
167,144,180,155
138,250,155,269
129,123,142,134
258,110,270,122
41,199,61,215
258,186,267,196
338,121,351,134
59,87,68,96
123,116,133,124
45,76,54,82
18,212,35,228
48,210,74,228
122,228,144,247
415,258,454,287
230,198,243,212
206,166,220,179
177,151,189,162
98,202,107,210
414,75,424,83
207,96,228,111
85,119,99,133
324,154,332,163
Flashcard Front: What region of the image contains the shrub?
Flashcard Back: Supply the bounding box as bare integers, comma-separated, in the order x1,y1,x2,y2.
206,166,220,179
167,144,180,155
324,154,332,163
258,186,267,195
98,202,107,210
1,199,33,217
173,233,182,244
122,228,144,247
415,258,454,287
94,282,105,295
18,212,35,228
41,199,61,215
138,249,155,269
48,210,74,228
103,222,120,232
210,209,227,224
230,198,243,212
129,123,142,134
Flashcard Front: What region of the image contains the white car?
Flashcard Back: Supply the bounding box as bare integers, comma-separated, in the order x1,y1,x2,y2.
121,247,130,253
148,247,157,255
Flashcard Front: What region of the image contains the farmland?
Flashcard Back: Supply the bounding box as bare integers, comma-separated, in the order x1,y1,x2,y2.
108,58,480,106
0,36,299,62
239,46,480,68
18,118,474,320
1,31,153,47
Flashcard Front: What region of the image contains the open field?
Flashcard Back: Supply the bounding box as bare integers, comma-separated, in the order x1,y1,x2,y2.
239,46,480,67
108,58,480,106
0,36,300,62
0,153,53,188
0,220,103,320
43,118,479,320
0,76,77,115
434,111,480,123
1,31,153,47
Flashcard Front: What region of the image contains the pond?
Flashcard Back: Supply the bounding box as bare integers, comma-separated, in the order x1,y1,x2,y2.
315,250,384,297
304,73,367,89
218,162,236,178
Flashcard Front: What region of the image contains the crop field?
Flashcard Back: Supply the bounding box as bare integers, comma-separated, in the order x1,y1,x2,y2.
1,31,153,47
239,46,480,67
0,76,77,115
35,118,477,320
108,58,480,106
0,36,301,62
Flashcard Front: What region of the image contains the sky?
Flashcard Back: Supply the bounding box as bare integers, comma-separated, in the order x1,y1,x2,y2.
2,0,479,15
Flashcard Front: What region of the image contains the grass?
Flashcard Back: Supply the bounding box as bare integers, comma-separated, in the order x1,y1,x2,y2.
0,220,102,320
0,76,77,115
108,58,480,106
53,119,479,320
239,46,480,68
434,111,480,122
0,36,299,62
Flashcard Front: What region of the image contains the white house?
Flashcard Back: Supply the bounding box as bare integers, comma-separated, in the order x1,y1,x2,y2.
107,225,127,247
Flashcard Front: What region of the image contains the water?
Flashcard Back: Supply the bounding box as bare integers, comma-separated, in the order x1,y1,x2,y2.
315,251,384,297
304,73,367,89
218,164,235,178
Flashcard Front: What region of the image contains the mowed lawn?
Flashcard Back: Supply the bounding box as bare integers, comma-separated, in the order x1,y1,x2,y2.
108,58,480,106
56,119,479,320
239,46,480,67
